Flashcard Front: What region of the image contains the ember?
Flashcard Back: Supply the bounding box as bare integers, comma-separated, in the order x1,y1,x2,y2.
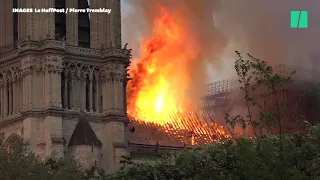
127,5,230,143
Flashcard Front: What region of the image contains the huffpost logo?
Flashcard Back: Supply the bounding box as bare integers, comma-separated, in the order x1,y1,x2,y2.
291,11,308,28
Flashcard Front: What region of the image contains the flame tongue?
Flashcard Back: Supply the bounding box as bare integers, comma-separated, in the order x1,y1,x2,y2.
128,6,187,123
127,6,229,143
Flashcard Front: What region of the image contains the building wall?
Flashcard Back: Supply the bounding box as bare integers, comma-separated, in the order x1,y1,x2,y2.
0,0,130,173
69,145,101,170
1,121,23,141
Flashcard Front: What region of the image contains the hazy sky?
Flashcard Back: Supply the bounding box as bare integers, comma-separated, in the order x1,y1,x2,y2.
121,0,320,81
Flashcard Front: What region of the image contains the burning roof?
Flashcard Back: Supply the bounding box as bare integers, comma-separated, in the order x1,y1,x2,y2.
128,111,230,147
126,6,230,146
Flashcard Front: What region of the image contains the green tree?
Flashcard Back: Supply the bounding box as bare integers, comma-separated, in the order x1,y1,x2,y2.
227,51,296,138
0,135,88,180
105,126,320,180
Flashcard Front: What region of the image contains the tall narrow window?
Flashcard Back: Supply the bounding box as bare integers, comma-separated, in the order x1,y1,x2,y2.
100,95,103,113
61,72,65,109
92,76,96,112
55,0,66,40
78,0,90,48
67,72,72,109
6,81,9,116
13,0,18,47
85,75,90,111
10,84,13,115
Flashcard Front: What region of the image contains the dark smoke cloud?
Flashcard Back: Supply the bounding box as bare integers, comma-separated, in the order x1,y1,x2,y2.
122,0,320,81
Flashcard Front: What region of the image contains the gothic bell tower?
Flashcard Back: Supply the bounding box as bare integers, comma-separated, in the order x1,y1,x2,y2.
0,0,131,172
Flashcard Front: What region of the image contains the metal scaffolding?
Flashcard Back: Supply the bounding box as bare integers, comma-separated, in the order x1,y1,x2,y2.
201,79,239,117
201,64,317,119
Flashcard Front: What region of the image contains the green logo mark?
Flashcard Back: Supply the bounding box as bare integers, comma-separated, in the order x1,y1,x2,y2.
291,11,308,28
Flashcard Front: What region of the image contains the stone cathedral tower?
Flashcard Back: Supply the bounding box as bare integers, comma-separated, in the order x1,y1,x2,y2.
0,0,131,172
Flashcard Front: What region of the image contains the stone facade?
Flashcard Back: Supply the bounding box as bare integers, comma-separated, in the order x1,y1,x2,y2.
0,0,132,173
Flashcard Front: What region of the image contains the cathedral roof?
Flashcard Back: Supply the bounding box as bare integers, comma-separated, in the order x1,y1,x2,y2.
128,115,229,147
128,119,186,147
68,116,102,148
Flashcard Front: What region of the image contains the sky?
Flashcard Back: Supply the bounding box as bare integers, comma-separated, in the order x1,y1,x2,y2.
121,0,320,82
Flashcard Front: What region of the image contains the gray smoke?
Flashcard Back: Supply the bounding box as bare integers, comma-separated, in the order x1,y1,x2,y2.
211,0,320,129
121,0,320,119
122,0,320,81
213,0,320,79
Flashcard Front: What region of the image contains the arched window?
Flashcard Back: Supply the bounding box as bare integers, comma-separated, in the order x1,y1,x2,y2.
55,0,66,40
13,0,18,47
4,133,22,153
78,0,90,48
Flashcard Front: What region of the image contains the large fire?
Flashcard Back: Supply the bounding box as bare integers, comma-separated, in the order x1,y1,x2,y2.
127,6,230,144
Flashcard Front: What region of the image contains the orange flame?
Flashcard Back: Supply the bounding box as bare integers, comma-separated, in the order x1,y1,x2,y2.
127,6,230,143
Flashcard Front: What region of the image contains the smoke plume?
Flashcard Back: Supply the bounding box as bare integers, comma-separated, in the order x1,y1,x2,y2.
121,0,320,120
123,0,320,81
213,0,320,78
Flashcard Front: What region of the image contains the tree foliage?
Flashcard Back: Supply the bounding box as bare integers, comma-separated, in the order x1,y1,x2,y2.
106,126,320,180
0,136,87,180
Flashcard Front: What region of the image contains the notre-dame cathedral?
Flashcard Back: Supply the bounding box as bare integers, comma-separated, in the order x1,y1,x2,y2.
0,0,133,172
